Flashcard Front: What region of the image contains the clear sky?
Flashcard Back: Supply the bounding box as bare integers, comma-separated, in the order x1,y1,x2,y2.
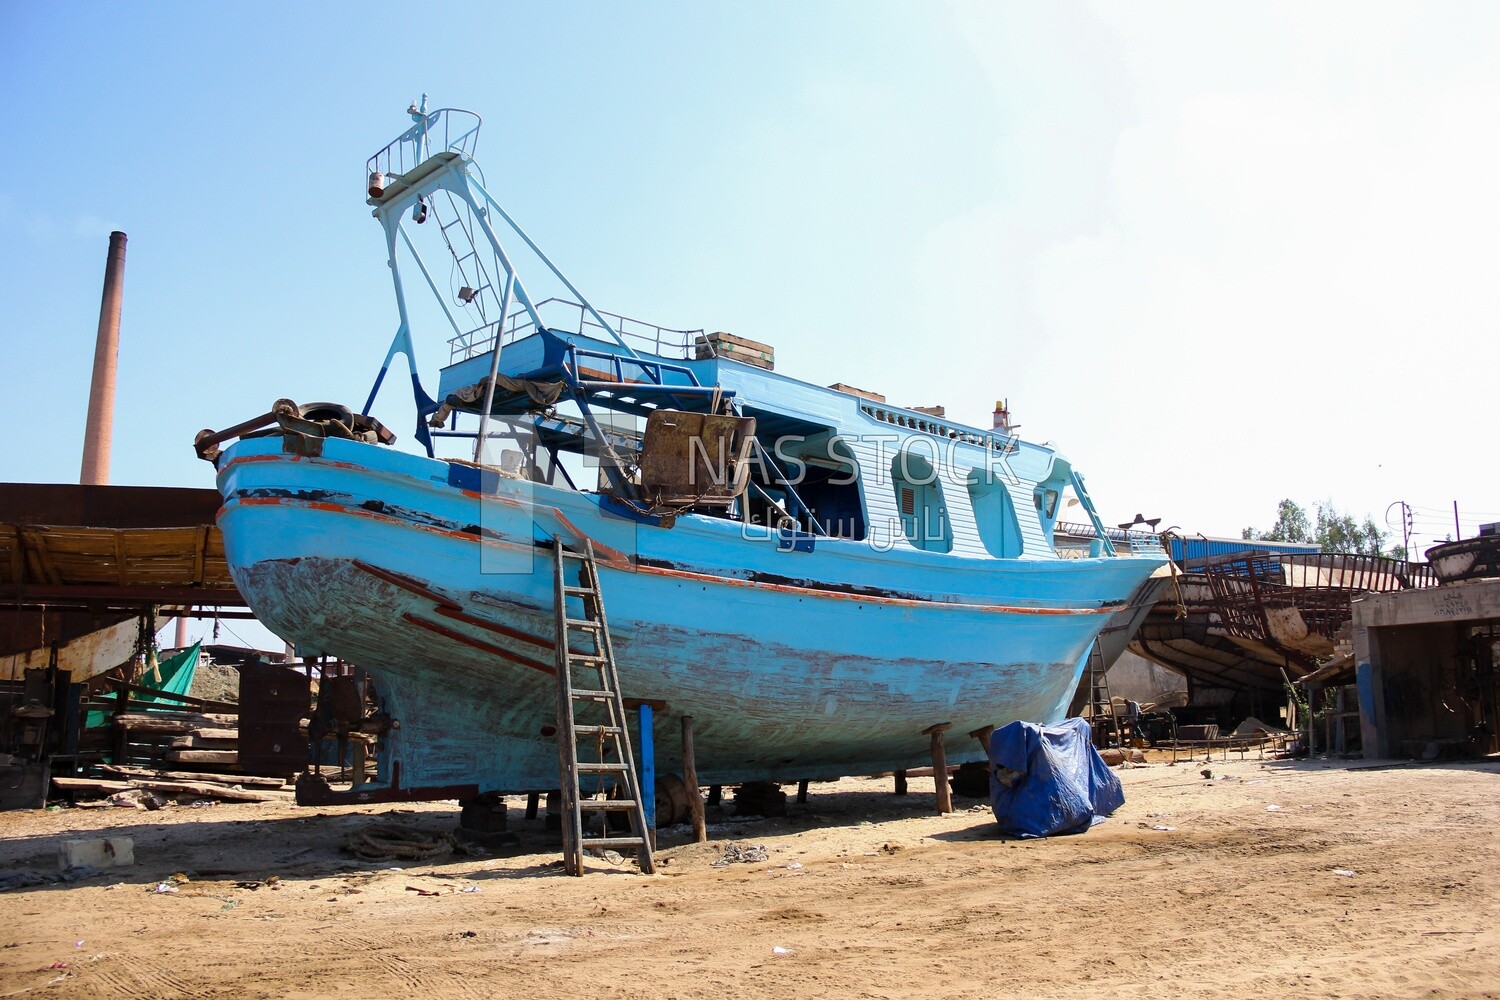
3,1,1497,591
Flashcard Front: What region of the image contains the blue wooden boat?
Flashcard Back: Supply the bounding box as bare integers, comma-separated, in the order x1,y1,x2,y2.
198,102,1167,796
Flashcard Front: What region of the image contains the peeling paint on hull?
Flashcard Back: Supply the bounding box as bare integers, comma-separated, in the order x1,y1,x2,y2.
217,436,1165,792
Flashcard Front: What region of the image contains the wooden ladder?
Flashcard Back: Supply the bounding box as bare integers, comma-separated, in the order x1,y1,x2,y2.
552,537,655,876
1087,642,1121,748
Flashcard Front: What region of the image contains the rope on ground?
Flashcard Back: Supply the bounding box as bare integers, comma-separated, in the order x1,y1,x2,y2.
343,823,459,862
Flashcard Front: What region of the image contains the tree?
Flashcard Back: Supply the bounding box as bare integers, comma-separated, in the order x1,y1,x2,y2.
1312,502,1387,555
1242,498,1311,543
1354,515,1387,556
1243,499,1388,555
1315,504,1360,552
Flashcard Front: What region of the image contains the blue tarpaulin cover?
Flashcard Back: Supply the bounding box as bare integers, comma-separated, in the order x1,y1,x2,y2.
988,717,1124,838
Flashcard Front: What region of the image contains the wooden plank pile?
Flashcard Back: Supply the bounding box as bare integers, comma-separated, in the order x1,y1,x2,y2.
694,331,775,370
56,674,304,805
114,710,242,769
53,764,292,804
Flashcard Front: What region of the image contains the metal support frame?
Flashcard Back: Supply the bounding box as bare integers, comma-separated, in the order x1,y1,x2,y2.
564,371,638,497
473,269,516,462
465,174,644,364
733,406,826,536
295,772,478,807
363,127,704,462
364,147,543,455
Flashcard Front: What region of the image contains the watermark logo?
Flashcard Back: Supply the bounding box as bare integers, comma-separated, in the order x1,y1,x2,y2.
470,422,1026,572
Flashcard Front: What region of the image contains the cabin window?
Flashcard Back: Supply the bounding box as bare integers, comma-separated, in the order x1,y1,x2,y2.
1035,487,1059,519
736,413,867,540
793,462,866,540
968,473,1023,558
890,449,952,553
1034,483,1064,546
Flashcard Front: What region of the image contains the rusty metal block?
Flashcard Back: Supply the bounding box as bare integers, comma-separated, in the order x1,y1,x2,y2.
638,410,755,508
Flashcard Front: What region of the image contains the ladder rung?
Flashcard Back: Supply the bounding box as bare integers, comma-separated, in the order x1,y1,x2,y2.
568,654,608,665
570,688,614,701
578,836,650,850
578,798,638,810
573,725,623,737
564,585,597,596
576,762,629,774
565,618,602,630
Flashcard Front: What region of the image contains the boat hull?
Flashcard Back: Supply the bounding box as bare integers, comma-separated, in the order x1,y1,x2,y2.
217,437,1165,791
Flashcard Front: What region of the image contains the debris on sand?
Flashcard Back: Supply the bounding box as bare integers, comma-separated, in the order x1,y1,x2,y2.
1099,748,1147,766
711,842,768,866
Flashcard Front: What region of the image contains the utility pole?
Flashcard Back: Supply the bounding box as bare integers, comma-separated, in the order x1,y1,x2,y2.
1385,500,1413,561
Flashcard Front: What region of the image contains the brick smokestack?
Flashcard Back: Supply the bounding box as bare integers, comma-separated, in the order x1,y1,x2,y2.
80,231,127,485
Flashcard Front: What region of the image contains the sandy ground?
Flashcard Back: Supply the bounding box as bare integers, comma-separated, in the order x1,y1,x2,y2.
1,754,1498,999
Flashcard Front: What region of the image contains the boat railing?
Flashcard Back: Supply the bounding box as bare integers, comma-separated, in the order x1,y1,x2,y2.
1054,520,1163,558
447,297,706,364
859,404,1020,452
1053,540,1095,560
366,108,483,183
1129,534,1166,556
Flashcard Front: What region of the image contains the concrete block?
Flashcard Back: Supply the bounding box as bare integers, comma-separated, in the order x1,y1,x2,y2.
58,837,134,870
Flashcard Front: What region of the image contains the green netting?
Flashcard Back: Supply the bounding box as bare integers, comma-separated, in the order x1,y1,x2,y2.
86,641,203,729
